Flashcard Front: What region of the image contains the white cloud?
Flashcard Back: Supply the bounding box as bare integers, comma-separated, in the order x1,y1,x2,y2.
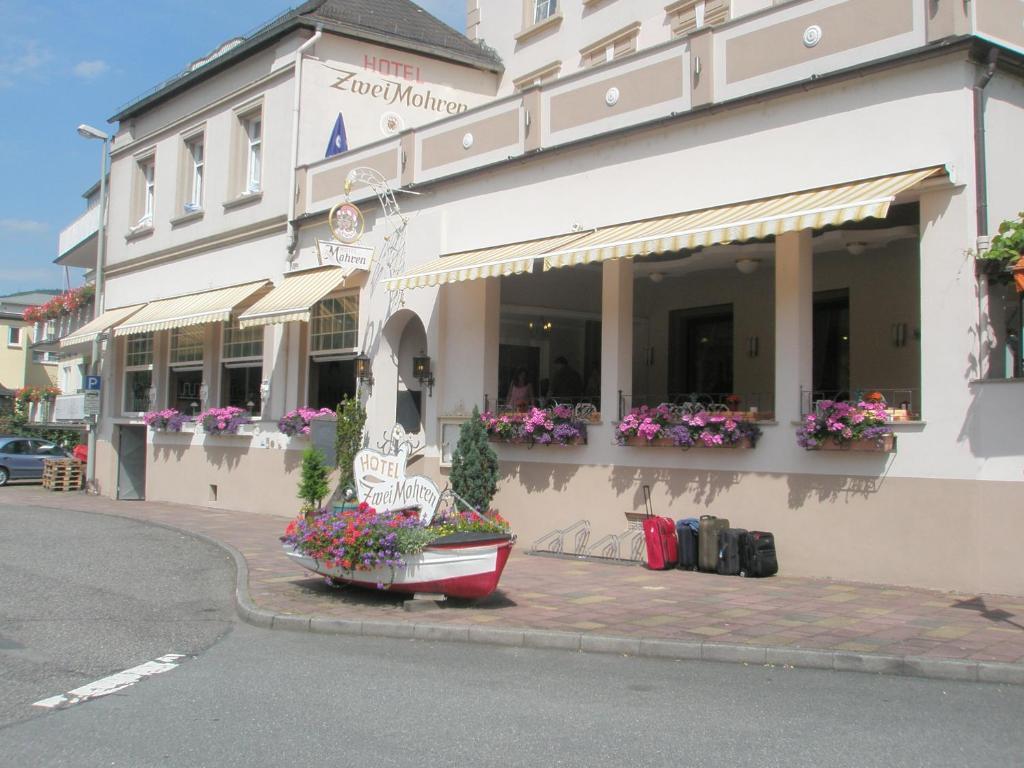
73,59,109,80
0,39,51,88
0,218,48,233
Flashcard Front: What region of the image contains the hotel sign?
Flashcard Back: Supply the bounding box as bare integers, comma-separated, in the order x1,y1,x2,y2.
316,241,373,271
354,442,441,525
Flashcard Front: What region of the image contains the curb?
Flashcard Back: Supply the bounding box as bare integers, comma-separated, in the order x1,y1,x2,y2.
13,498,1024,688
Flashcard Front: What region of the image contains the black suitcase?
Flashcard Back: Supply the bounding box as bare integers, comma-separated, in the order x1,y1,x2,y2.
675,518,698,571
716,528,747,576
740,531,778,577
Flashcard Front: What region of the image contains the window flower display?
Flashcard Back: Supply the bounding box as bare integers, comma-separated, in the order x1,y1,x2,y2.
143,408,192,432
480,404,587,446
278,407,335,437
796,399,894,451
616,403,762,448
196,406,252,435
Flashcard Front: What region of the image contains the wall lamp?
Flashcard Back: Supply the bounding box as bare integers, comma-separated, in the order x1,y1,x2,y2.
413,353,435,397
747,336,760,358
891,322,908,348
355,354,374,389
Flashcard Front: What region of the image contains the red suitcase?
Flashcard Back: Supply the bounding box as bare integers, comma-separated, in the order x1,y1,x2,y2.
642,485,677,570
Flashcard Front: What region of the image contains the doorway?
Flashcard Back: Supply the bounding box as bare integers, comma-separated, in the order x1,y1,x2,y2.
668,305,734,397
116,425,147,500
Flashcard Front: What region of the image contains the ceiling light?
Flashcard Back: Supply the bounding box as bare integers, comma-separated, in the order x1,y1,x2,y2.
846,241,868,256
735,258,760,275
649,271,664,283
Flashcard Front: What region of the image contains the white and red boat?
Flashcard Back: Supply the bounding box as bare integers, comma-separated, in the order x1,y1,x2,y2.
284,531,515,599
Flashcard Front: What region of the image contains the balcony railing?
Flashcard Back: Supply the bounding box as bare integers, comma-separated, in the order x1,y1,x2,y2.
58,205,100,257
32,300,95,346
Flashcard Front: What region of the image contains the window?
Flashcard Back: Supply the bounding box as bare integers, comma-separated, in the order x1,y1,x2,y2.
533,0,557,24
131,153,156,228
186,136,204,212
668,306,734,398
310,295,358,353
222,321,263,416
32,350,57,364
813,291,850,397
169,327,204,414
667,0,729,38
308,294,359,410
169,327,204,364
580,23,641,68
984,278,1021,379
123,333,154,413
513,61,562,91
7,326,20,347
243,113,262,194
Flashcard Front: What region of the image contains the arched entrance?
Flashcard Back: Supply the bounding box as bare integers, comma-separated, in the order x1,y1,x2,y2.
381,310,428,436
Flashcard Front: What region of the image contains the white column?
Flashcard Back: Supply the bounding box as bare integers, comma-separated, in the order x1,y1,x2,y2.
263,323,289,419
284,322,303,412
437,279,497,415
601,258,634,420
774,230,813,423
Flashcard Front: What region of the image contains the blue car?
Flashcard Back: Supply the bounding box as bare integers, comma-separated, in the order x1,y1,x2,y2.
0,436,71,486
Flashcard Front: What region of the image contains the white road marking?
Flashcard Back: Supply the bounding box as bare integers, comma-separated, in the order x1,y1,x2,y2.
32,653,187,709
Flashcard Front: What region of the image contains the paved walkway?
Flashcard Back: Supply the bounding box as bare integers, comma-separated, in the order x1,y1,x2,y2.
4,485,1023,683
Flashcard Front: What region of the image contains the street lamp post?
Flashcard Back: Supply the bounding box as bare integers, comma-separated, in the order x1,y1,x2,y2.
77,123,109,494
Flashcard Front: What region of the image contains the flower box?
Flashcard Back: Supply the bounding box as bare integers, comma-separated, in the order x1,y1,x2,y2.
811,434,896,453
619,435,754,449
488,435,586,446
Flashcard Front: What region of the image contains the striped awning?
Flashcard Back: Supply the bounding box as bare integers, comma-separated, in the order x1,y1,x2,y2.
384,166,945,290
237,266,348,329
383,232,590,291
114,281,270,337
60,304,145,348
542,167,944,269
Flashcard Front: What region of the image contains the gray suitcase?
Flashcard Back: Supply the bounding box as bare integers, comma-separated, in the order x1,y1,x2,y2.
698,515,730,572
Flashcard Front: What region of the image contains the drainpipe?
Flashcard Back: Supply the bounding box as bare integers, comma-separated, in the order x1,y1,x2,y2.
974,46,998,378
286,25,322,262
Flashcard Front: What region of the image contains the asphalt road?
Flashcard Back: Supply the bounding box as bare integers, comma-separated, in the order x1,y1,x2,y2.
2,504,1023,767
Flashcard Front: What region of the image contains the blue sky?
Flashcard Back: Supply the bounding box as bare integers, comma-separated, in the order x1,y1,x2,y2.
0,0,465,297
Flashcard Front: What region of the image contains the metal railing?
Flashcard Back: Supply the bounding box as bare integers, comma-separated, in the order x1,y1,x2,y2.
800,387,920,419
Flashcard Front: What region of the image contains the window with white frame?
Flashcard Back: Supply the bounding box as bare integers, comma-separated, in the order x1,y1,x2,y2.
308,294,359,410
185,136,204,212
222,320,263,415
168,327,204,414
142,159,155,222
131,153,156,228
533,0,557,24
243,112,262,194
7,326,21,347
123,333,154,413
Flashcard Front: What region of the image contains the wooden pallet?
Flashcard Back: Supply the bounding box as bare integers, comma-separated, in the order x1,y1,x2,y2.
42,459,84,492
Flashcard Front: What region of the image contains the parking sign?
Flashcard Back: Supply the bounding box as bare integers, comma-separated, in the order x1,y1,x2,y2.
85,376,102,391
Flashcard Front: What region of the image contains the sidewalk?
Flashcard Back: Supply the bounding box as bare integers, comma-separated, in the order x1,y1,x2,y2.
5,485,1023,684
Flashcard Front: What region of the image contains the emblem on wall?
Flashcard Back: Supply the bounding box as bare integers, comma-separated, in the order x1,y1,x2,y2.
329,201,365,244
380,111,405,137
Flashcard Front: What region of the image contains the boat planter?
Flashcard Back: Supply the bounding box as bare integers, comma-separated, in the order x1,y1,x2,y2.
283,531,516,599
810,434,896,453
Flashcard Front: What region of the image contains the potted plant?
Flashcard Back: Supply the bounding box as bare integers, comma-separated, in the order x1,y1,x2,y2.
197,406,252,435
976,211,1024,282
451,405,499,512
143,408,192,432
335,396,366,496
615,404,762,448
796,399,895,452
278,406,335,437
480,404,587,446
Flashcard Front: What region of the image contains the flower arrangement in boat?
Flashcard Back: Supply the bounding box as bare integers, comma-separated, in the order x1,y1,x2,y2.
278,406,335,437
197,406,251,435
281,502,510,587
796,399,892,449
616,403,762,448
480,404,586,445
143,408,192,432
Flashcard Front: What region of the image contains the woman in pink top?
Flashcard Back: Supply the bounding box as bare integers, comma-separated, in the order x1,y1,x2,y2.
507,368,534,411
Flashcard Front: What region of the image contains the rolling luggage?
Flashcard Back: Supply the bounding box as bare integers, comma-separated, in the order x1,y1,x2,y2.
698,515,730,572
675,518,699,571
716,528,747,576
641,485,677,570
740,531,778,578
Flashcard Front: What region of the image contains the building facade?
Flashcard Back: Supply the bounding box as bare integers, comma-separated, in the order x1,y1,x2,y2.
0,291,61,412
79,0,1024,596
